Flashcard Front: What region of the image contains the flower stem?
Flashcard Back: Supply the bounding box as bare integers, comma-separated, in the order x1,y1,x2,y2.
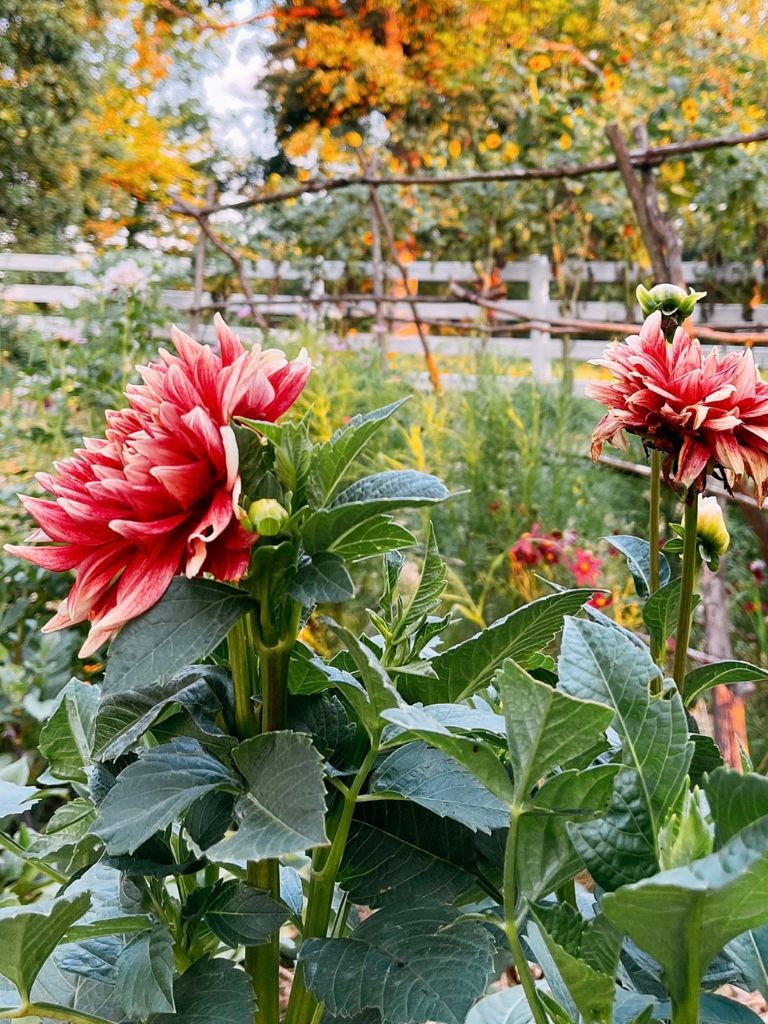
0,1003,115,1024
672,494,700,693
504,809,549,1024
649,449,662,595
284,744,379,1024
229,612,260,739
0,831,68,884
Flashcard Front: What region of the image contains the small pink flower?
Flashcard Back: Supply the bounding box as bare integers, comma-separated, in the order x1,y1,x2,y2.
6,314,311,657
568,548,603,587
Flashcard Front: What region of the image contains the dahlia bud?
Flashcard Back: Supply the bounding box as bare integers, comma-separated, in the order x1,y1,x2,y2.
636,283,706,322
246,498,289,536
695,496,729,560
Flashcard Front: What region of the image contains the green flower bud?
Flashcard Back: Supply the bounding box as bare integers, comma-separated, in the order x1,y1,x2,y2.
247,498,289,537
658,787,712,870
694,495,730,559
636,283,707,321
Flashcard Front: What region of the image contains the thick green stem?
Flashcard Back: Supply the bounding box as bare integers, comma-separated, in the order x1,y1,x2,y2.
649,450,662,595
285,745,379,1024
229,612,261,739
672,494,700,693
504,809,549,1024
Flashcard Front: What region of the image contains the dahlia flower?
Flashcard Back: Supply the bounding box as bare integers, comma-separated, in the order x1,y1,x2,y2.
6,314,311,657
586,311,768,504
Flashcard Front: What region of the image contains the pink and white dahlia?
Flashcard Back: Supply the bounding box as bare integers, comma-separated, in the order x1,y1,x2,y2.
6,314,311,656
586,311,768,504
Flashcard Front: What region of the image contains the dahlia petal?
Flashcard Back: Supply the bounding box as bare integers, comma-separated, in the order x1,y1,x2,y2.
170,324,204,369
221,424,239,492
151,460,216,507
742,448,768,508
96,535,186,634
214,312,246,367
260,350,312,420
4,543,89,572
19,495,96,545
676,436,710,488
704,429,745,477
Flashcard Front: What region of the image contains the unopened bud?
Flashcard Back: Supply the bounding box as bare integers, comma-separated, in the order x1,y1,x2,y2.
247,498,289,537
637,283,706,321
694,496,729,558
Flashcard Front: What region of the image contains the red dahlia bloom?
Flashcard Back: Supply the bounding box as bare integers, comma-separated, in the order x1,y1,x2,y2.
6,314,311,656
586,311,768,504
567,548,603,587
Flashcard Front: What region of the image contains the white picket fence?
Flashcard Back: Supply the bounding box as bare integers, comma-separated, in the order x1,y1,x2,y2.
1,252,766,384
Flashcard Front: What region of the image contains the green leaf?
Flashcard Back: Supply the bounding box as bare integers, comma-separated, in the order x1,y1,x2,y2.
517,766,619,901
333,469,449,507
0,893,91,1000
530,903,623,1024
642,579,694,656
389,522,446,645
0,779,39,818
288,552,355,605
208,731,328,863
93,737,238,855
320,619,402,737
184,790,236,851
497,658,614,802
302,509,417,562
309,398,410,505
114,925,175,1017
466,984,539,1024
39,678,100,783
339,802,478,908
104,578,255,695
602,814,768,1009
93,665,234,760
380,705,514,805
287,692,355,763
558,618,692,890
369,741,510,832
30,797,96,857
689,734,725,786
704,767,768,847
185,880,288,948
605,536,671,600
684,661,768,706
148,956,256,1024
426,589,595,704
287,642,359,697
301,901,495,1024
724,923,768,999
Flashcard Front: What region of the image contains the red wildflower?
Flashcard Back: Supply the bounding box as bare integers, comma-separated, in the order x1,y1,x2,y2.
587,311,768,503
588,592,612,609
568,548,603,587
510,524,564,568
6,314,311,657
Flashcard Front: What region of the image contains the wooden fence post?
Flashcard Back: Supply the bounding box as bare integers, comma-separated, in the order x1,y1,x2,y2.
528,254,552,382
190,181,216,335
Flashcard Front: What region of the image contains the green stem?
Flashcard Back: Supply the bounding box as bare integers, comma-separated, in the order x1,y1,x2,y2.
504,809,549,1024
284,744,379,1024
229,612,261,739
0,831,68,884
649,449,662,596
0,1003,115,1024
671,911,702,1024
672,494,700,693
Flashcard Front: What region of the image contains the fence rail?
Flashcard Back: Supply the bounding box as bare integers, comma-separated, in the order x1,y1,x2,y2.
2,252,766,382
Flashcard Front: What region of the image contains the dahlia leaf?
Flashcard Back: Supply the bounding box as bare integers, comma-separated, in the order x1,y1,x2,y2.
723,923,768,1000
605,535,671,601
184,790,236,851
331,468,449,507
287,692,356,763
0,778,40,818
689,734,725,786
497,658,614,801
684,661,768,707
93,737,239,855
288,551,355,604
559,618,692,890
642,579,701,656
113,926,175,1018
147,956,256,1024
300,902,495,1024
601,815,768,1010
379,705,514,805
388,521,446,645
423,589,596,704
207,731,328,863
103,577,256,695
529,903,623,1024
29,797,96,857
0,893,91,1000
704,767,768,847
39,677,100,783
368,741,510,832
93,665,234,760
309,397,410,506
287,642,359,696
184,879,288,948
338,801,478,908
304,513,417,562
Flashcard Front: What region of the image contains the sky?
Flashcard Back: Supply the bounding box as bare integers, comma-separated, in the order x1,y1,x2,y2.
203,0,277,157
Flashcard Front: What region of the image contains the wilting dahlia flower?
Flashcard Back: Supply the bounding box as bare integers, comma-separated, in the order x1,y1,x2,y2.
6,314,311,656
586,311,768,505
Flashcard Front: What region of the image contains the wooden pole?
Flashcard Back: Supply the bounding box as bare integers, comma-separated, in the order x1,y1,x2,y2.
367,159,389,371
190,181,216,335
